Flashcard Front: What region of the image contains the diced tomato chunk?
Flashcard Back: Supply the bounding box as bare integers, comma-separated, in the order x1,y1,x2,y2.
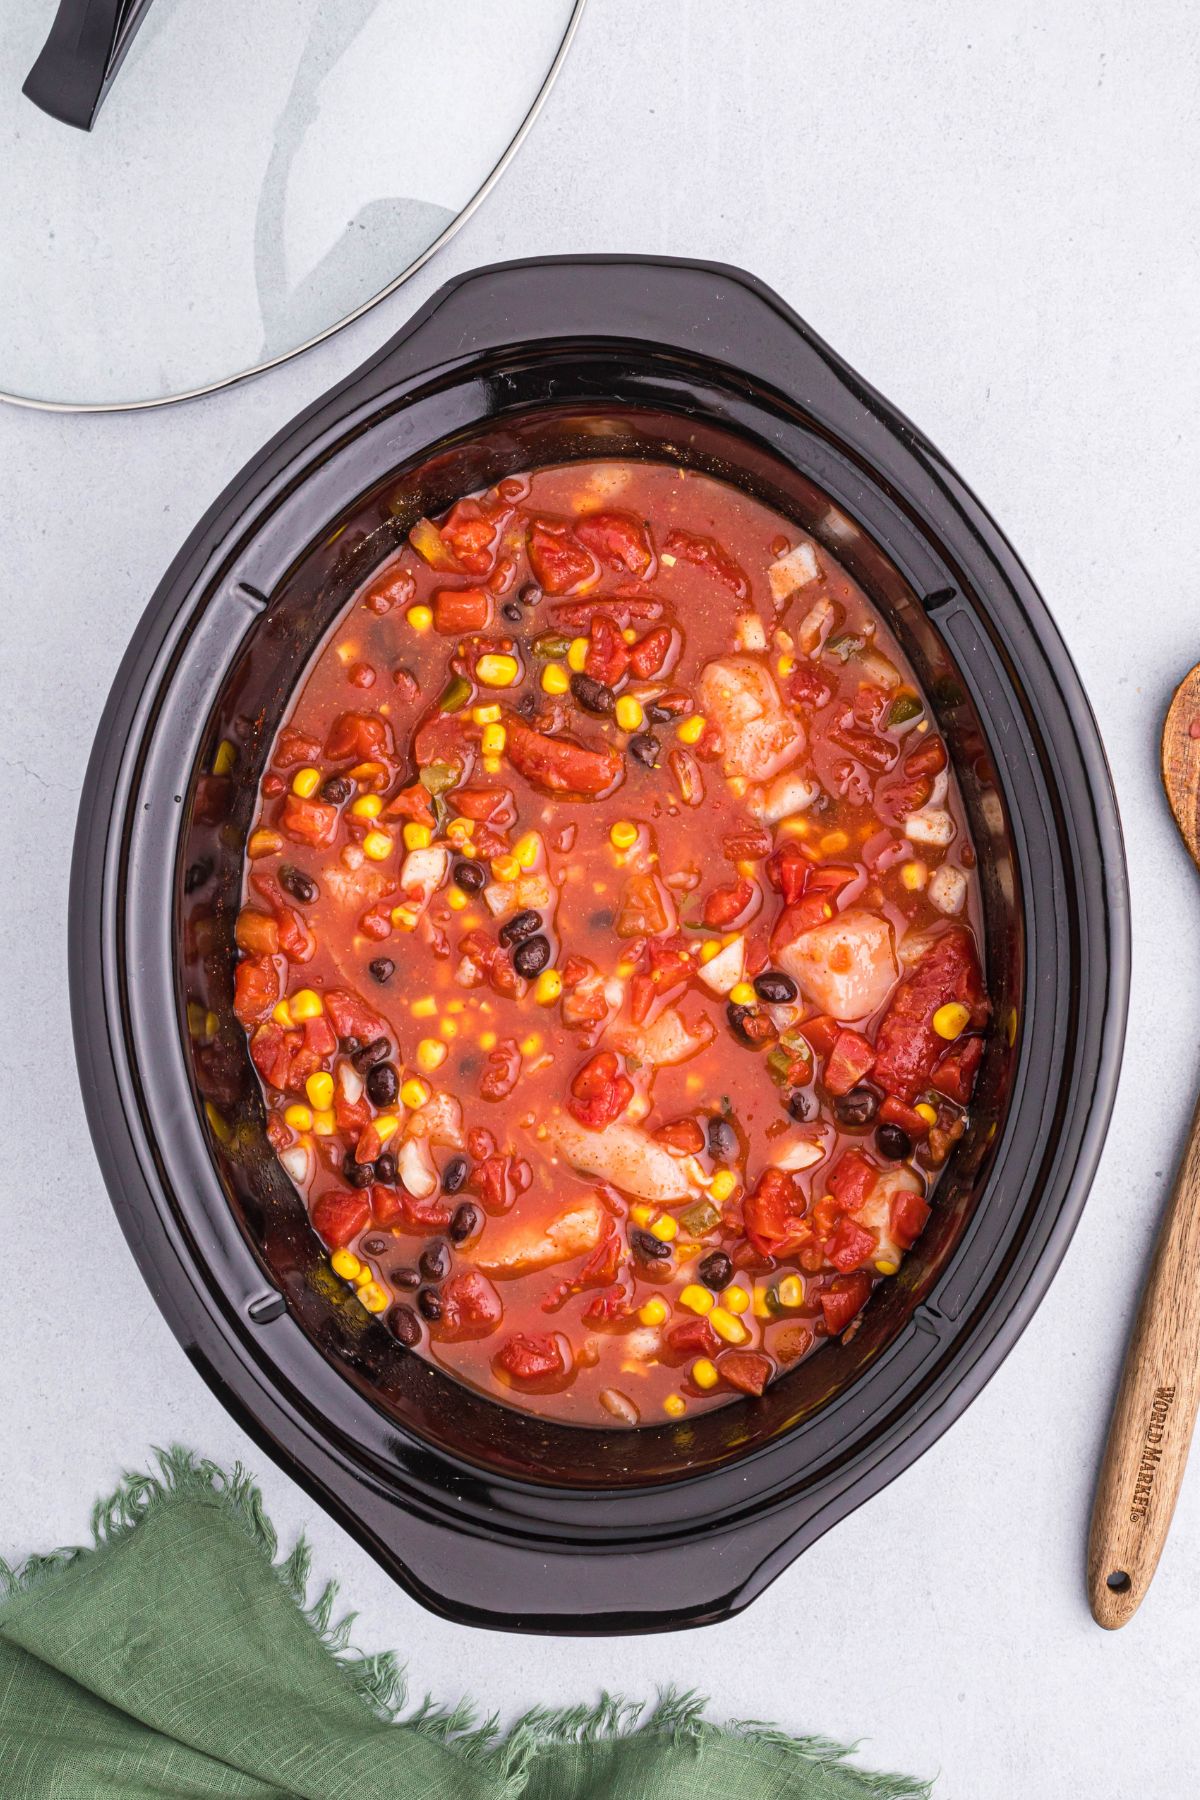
743,1166,808,1259
576,511,654,576
584,614,630,686
323,988,389,1044
891,1189,931,1250
823,1029,876,1097
311,1190,370,1249
701,876,757,929
439,497,505,575
717,1350,773,1396
432,586,491,632
819,1273,873,1335
504,717,623,798
826,1216,877,1273
879,1095,932,1138
280,794,338,847
234,956,280,1027
438,1270,503,1341
452,785,516,824
786,664,833,711
526,520,595,594
662,529,749,600
872,927,986,1104
384,782,437,826
931,1034,985,1105
664,1316,720,1362
904,735,948,777
324,711,393,761
495,1333,567,1384
629,625,673,678
567,1051,634,1130
826,1150,877,1215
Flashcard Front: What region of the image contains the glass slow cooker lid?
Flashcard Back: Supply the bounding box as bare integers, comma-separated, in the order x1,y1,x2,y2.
1,0,584,409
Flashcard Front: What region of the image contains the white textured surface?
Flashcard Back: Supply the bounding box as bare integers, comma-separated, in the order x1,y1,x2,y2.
3,2,1199,1792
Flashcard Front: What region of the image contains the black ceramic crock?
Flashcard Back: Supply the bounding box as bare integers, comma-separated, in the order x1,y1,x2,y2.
71,257,1129,1634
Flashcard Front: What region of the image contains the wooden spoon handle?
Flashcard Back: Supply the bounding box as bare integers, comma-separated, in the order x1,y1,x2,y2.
1087,1089,1200,1626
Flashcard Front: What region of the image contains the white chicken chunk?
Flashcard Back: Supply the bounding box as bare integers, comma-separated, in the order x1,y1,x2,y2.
697,657,804,784
476,1196,606,1278
775,906,899,1022
543,1115,697,1203
854,1166,925,1270
768,540,821,602
608,1005,715,1068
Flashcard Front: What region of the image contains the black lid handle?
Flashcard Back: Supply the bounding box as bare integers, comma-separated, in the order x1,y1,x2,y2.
23,0,155,131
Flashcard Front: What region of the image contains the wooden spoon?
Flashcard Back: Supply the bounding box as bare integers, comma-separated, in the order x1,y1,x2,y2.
1087,660,1200,1627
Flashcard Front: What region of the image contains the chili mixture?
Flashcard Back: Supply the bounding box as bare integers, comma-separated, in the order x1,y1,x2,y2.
233,460,990,1426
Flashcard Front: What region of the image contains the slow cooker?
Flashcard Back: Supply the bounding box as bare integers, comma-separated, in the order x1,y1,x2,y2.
70,257,1128,1633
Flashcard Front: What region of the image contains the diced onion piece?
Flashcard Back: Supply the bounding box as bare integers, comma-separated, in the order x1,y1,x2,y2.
397,1135,438,1199
600,1387,640,1425
774,1135,826,1172
904,808,956,848
928,864,968,915
856,647,902,691
747,770,820,823
768,540,821,601
399,845,450,911
623,1327,662,1362
734,611,769,652
279,1144,312,1184
697,935,746,996
337,1062,364,1106
797,595,836,655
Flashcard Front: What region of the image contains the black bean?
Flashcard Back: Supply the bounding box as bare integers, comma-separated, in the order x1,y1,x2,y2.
449,1201,481,1243
278,863,318,905
420,1240,452,1283
570,672,615,716
368,957,395,984
519,584,542,607
502,601,523,623
365,1061,399,1107
388,1304,421,1346
351,1036,391,1073
339,1035,362,1056
645,701,675,725
698,1251,733,1292
630,1228,672,1262
727,1002,777,1048
390,1264,420,1290
373,1151,397,1185
877,1122,913,1162
441,1154,469,1195
343,1154,375,1189
628,732,660,767
417,1286,443,1322
361,1235,390,1257
834,1086,879,1128
321,775,353,805
453,860,485,893
499,908,542,947
706,1115,737,1162
786,1088,813,1122
753,969,798,1005
512,934,551,978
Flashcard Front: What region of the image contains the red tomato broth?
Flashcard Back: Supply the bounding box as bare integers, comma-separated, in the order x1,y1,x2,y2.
236,460,990,1428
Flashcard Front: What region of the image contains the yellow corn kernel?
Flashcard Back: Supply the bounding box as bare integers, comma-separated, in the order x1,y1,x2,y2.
492,854,521,883
483,756,501,774
541,662,570,695
353,1263,375,1288
406,604,433,632
777,1275,804,1308
933,1001,970,1041
900,860,927,891
709,1306,748,1345
777,654,796,678
272,998,295,1028
305,1071,334,1111
534,968,562,1006
411,995,437,1018
630,1203,656,1229
663,1394,687,1418
446,817,475,842
447,886,468,911
391,905,418,929
291,765,321,798
720,1285,750,1315
615,695,644,732
481,723,507,757
639,1295,669,1327
616,960,637,979
650,1214,678,1243
403,822,433,852
915,1101,938,1126
331,1249,361,1281
729,981,757,1007
875,1259,900,1277
212,738,237,776
439,1017,458,1039
698,939,722,965
479,1029,498,1051
361,830,393,861
290,988,324,1020
513,831,541,869
375,1114,400,1142
472,703,502,725
358,1280,389,1314
476,653,519,687
752,1288,773,1319
401,1077,430,1110
311,1108,336,1135
819,829,850,855
676,712,706,745
520,1032,543,1056
610,820,639,851
680,1284,714,1317
418,1037,448,1072
567,636,589,673
692,1357,720,1391
350,794,382,819
283,1103,313,1132
248,828,283,859
710,1170,737,1204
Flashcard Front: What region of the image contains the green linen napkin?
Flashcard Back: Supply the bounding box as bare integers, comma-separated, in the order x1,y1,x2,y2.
0,1449,933,1799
